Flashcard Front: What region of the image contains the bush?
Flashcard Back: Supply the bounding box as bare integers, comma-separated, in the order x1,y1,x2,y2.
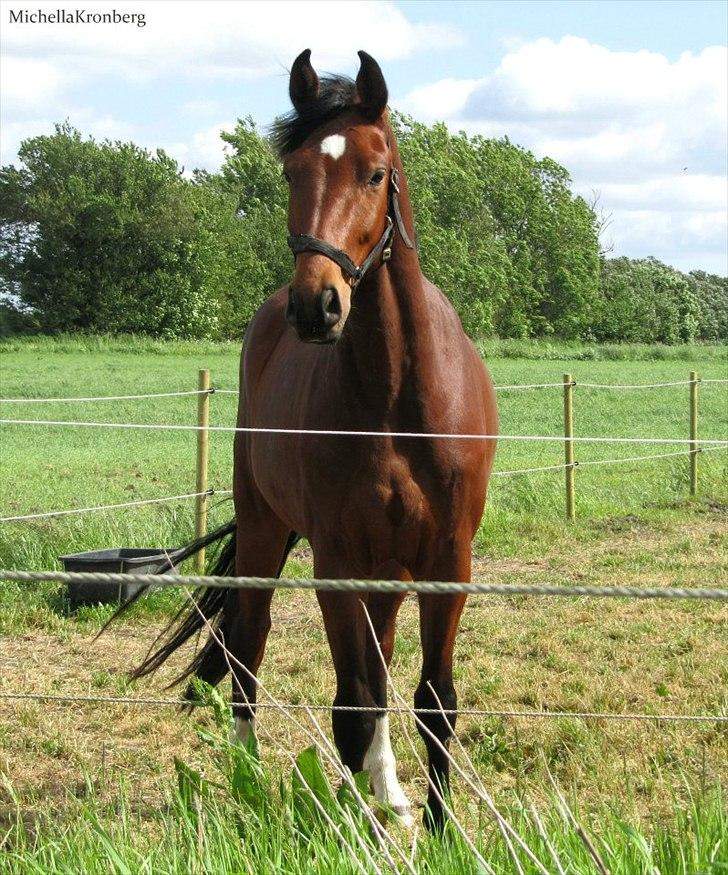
0,124,223,338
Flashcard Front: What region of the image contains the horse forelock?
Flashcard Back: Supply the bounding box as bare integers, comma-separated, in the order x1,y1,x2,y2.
269,74,362,158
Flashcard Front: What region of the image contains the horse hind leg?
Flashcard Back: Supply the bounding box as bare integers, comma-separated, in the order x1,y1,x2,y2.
415,588,468,831
226,513,298,747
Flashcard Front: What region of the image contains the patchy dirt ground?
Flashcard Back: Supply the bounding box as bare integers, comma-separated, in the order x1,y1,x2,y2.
1,514,726,828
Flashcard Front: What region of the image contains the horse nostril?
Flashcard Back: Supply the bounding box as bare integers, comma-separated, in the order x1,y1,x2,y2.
321,287,342,327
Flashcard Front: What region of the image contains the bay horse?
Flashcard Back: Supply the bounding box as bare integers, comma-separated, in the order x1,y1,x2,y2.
132,49,497,829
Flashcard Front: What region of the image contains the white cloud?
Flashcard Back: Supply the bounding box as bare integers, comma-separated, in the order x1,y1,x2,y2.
578,175,727,214
0,113,136,165
2,0,461,172
0,119,54,165
400,78,478,120
0,56,67,111
2,0,462,173
2,1,461,86
608,208,727,272
396,37,727,273
162,122,236,174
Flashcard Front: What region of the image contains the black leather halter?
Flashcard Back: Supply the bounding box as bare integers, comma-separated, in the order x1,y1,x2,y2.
287,168,415,288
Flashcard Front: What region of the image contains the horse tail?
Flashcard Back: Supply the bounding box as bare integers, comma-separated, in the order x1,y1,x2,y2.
125,524,300,705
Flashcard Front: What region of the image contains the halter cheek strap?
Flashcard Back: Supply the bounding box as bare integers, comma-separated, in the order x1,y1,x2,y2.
287,168,415,288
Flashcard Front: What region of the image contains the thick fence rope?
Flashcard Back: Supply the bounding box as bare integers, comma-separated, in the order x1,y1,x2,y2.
0,690,724,723
2,569,726,601
0,489,233,523
0,390,211,403
2,418,727,446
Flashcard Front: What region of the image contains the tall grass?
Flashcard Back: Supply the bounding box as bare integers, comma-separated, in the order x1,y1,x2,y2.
2,689,725,874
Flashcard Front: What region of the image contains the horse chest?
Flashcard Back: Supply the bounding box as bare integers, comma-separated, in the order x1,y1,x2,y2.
320,447,464,563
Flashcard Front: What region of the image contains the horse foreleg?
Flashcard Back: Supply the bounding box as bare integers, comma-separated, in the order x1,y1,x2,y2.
227,503,292,747
315,585,378,778
362,569,411,824
415,552,470,830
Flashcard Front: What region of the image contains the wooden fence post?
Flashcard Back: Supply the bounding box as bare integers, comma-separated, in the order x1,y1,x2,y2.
194,368,211,573
563,373,576,521
690,370,699,497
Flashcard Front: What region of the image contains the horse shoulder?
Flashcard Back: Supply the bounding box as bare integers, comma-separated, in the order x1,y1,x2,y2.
421,277,493,398
240,286,290,395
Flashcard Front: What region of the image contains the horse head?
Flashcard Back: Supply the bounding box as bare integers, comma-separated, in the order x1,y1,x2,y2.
278,49,398,344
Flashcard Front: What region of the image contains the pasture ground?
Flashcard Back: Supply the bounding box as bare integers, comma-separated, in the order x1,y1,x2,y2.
1,336,726,871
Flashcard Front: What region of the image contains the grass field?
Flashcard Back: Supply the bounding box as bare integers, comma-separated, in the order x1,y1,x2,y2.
1,335,727,872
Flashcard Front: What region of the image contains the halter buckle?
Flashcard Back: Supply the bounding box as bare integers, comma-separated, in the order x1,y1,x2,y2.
382,246,392,262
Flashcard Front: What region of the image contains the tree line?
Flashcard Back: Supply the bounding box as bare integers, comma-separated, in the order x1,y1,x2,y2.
1,120,725,342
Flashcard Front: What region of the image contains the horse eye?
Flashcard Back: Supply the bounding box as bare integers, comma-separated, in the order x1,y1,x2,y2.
369,169,386,186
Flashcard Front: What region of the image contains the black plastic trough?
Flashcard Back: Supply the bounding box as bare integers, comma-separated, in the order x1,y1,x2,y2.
58,547,184,607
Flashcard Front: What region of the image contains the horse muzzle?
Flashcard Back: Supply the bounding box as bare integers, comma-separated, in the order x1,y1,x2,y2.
286,285,346,344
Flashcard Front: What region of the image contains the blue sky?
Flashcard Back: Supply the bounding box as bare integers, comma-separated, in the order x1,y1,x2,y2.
2,0,726,273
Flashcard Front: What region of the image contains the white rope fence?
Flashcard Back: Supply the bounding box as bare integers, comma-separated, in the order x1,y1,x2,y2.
574,444,726,468
2,418,726,446
577,379,701,389
0,489,233,523
0,389,210,403
491,463,570,477
213,378,728,393
2,374,725,743
3,448,723,523
2,377,726,404
0,690,724,724
491,445,726,477
1,373,724,524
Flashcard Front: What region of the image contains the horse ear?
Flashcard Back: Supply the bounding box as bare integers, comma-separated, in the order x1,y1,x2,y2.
355,50,388,120
289,49,320,112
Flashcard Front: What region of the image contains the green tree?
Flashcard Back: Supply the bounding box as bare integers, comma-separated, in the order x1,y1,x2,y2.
194,118,291,338
393,116,511,337
7,117,714,347
0,123,221,337
392,115,601,339
594,257,705,344
688,270,728,341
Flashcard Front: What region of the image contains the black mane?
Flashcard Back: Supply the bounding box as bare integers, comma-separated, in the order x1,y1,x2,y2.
269,74,358,157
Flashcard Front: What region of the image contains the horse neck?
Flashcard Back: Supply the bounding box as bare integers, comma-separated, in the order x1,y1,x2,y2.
341,139,435,412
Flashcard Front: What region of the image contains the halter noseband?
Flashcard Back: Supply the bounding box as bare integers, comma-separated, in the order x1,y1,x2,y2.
287,168,415,288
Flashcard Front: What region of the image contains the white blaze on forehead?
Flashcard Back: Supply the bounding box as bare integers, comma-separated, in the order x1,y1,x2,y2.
320,134,347,160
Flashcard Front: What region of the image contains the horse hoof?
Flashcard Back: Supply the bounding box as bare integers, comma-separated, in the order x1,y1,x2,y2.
392,805,415,829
